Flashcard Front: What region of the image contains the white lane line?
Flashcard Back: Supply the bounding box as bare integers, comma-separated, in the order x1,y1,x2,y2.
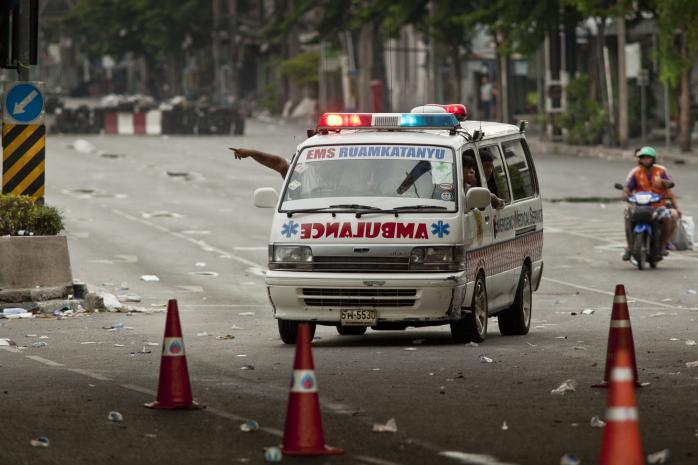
0,346,22,353
25,355,64,367
68,368,110,381
205,407,284,437
120,384,156,396
356,456,405,465
542,277,696,310
112,209,262,269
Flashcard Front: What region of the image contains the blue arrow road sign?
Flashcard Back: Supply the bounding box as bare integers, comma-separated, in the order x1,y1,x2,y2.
5,82,44,124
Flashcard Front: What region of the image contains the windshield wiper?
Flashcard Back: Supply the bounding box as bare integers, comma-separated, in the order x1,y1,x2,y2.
285,204,383,218
329,204,382,210
329,204,399,219
393,205,449,211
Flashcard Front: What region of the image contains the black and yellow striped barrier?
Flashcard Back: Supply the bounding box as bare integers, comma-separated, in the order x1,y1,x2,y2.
2,123,45,202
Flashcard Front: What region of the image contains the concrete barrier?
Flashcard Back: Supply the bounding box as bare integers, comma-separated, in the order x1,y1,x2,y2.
0,236,73,295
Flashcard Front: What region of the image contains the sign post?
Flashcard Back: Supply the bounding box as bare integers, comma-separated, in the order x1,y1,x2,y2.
2,81,46,203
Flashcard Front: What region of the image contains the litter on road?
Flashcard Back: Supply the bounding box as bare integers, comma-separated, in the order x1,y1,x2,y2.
372,417,398,433
686,340,696,346
590,416,606,428
581,308,595,315
238,312,255,316
264,446,282,463
551,379,578,395
501,421,509,431
240,364,255,370
647,449,670,464
685,361,698,368
31,342,48,348
479,355,494,363
560,453,581,465
216,335,235,340
108,411,124,422
140,275,160,282
240,420,259,432
29,436,50,448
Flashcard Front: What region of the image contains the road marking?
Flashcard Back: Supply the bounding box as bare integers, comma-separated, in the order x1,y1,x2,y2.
112,209,261,268
25,355,64,367
205,407,284,437
0,346,22,353
542,277,694,309
120,384,156,396
356,456,405,465
68,368,110,381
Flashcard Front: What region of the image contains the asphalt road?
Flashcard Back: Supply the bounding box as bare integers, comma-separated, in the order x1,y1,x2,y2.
1,121,697,465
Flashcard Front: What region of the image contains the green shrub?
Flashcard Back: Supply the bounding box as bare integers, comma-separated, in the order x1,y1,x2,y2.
559,74,606,145
0,194,64,236
30,205,64,235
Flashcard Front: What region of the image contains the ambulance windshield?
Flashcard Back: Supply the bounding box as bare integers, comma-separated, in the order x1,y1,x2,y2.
281,144,457,211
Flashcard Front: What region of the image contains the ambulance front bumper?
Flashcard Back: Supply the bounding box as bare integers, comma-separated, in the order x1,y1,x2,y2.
265,270,468,323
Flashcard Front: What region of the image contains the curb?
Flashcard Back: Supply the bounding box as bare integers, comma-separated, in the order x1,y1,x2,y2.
527,136,698,165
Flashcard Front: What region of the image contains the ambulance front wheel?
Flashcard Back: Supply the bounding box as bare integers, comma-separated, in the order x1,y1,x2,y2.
450,273,488,343
278,319,317,344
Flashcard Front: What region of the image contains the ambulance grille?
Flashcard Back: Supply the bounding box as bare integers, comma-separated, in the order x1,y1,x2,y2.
372,115,400,127
301,288,417,307
312,255,409,272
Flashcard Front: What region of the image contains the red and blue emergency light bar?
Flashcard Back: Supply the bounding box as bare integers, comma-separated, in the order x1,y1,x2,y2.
316,103,468,131
317,112,459,131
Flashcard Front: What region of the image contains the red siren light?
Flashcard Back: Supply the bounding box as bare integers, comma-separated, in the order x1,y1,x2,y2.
318,113,372,128
443,104,468,121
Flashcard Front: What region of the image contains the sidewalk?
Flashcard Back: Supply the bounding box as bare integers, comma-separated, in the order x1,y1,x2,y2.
527,136,698,165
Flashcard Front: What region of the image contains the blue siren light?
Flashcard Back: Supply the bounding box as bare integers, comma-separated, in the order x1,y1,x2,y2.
399,113,458,127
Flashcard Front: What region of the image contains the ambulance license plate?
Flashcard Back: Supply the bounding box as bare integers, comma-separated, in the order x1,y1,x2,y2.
340,309,377,326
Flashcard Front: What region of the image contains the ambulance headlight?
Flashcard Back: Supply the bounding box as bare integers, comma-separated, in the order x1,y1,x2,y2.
269,245,313,270
409,246,465,271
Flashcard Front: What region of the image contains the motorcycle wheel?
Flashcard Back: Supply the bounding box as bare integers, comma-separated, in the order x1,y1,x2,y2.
632,231,645,270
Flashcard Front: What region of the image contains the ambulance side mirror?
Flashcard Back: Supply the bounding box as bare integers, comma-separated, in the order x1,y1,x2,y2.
254,187,279,208
465,187,491,211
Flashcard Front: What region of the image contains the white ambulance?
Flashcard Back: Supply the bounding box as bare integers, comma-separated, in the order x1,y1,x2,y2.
254,105,543,344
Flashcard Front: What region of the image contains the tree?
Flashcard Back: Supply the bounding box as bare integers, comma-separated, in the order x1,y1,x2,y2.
65,0,212,95
655,0,698,152
565,1,633,146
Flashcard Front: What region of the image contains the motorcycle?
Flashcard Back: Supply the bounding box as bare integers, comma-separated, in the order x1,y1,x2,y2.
614,182,674,270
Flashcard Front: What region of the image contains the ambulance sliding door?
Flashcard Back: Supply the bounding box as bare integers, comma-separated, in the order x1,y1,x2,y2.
476,144,517,312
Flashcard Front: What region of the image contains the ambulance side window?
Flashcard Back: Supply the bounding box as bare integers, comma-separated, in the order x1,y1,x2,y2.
502,139,536,200
478,144,511,204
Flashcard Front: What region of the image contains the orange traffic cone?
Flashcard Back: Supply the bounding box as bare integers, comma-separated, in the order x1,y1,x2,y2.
145,299,202,409
593,284,643,388
597,348,644,465
281,323,343,456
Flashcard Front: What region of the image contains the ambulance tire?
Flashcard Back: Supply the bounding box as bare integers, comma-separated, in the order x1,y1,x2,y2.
278,320,316,344
498,266,532,336
336,325,368,336
451,273,488,343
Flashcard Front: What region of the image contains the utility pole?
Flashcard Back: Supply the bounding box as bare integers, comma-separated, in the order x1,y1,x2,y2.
212,0,222,103
617,16,628,148
226,0,238,104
